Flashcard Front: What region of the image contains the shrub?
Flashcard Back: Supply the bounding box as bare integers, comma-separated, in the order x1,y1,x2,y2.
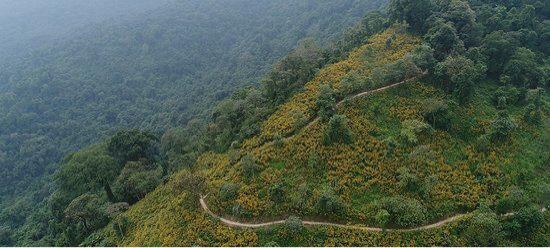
396,167,422,193
421,98,451,130
323,115,354,145
316,188,345,216
496,187,530,214
375,209,390,230
490,111,517,142
171,170,205,201
523,104,541,124
503,205,544,239
400,119,432,144
241,155,261,178
474,134,491,153
220,183,239,201
464,209,503,246
232,204,246,218
111,216,131,237
269,184,286,203
284,216,303,236
377,196,427,228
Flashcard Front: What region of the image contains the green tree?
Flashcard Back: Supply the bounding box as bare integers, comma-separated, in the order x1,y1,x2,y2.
316,84,336,122
503,205,544,239
241,155,260,178
0,226,12,246
323,115,354,146
496,187,530,214
464,209,503,246
435,55,486,103
284,216,303,237
503,47,543,88
400,119,432,144
112,161,162,204
263,38,325,104
490,111,517,142
375,209,390,231
172,170,205,202
482,31,519,75
269,183,286,203
425,19,464,59
396,167,421,193
388,0,433,33
219,183,239,201
107,129,159,165
63,194,108,232
377,196,427,228
316,188,345,216
55,145,120,202
434,0,478,46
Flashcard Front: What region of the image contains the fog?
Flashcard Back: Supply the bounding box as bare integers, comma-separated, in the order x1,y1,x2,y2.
0,0,170,58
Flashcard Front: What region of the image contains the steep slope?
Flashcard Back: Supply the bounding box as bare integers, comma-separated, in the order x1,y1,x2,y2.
88,28,549,246
0,0,387,238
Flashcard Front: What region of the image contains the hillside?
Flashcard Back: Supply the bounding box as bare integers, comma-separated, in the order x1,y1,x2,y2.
86,26,548,246
2,0,548,246
0,1,387,245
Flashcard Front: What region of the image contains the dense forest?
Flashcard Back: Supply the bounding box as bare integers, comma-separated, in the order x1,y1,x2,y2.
0,0,388,246
1,0,549,246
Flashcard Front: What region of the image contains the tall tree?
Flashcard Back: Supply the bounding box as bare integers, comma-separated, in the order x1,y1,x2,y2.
388,0,433,33
55,145,120,202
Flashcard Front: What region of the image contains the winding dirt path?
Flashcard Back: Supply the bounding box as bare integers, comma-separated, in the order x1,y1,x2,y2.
277,71,427,143
200,195,546,232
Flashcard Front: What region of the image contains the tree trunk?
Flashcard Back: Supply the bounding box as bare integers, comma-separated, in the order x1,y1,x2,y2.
104,183,116,202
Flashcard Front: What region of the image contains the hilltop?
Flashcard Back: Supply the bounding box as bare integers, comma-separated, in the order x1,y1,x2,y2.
86,27,548,246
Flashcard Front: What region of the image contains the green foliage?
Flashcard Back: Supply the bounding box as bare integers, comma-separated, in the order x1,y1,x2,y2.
241,155,261,179
316,84,336,122
0,226,13,246
220,183,239,201
264,39,326,105
316,188,345,216
421,98,451,130
63,194,109,232
284,216,303,237
503,47,544,88
425,19,464,59
490,111,517,142
376,196,427,228
523,88,545,124
330,11,389,61
323,115,354,146
112,161,162,204
400,119,432,144
396,167,422,193
388,0,433,33
269,184,286,203
107,130,159,165
435,55,486,103
503,205,544,239
375,209,390,230
111,216,131,238
171,170,205,202
496,187,531,214
463,209,503,246
55,145,120,201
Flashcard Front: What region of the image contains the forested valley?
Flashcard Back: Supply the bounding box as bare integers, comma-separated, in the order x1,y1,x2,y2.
1,0,549,246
